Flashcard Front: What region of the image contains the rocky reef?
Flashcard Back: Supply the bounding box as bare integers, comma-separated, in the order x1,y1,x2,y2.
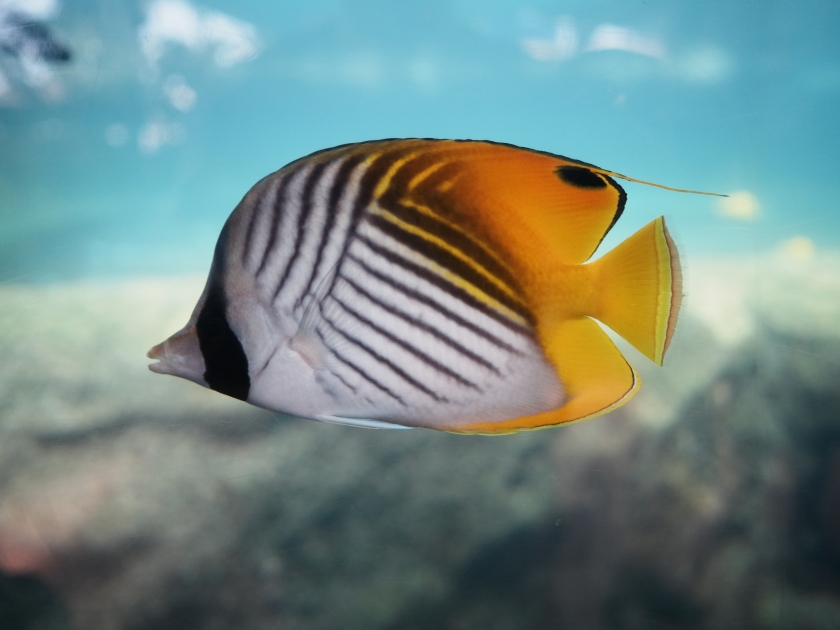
1,250,839,630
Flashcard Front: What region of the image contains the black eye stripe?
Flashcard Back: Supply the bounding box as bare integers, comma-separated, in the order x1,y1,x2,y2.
196,290,250,401
556,165,607,189
196,226,250,401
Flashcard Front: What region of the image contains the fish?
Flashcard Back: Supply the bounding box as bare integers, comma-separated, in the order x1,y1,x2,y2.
148,138,714,434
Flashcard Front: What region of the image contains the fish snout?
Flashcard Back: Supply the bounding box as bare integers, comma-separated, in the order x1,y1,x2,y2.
146,326,207,386
147,341,166,366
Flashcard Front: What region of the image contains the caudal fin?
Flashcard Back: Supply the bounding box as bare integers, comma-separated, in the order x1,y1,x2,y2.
590,217,682,366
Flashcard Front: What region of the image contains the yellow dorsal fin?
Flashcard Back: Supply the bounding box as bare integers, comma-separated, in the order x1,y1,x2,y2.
406,140,723,272
410,141,625,266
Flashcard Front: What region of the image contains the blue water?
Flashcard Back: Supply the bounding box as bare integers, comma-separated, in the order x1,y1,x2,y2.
2,0,839,282
2,3,840,628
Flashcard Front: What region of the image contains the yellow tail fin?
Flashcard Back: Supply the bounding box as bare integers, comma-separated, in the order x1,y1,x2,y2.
590,216,682,366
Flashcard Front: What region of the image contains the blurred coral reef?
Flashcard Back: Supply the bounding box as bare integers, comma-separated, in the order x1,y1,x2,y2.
1,251,839,629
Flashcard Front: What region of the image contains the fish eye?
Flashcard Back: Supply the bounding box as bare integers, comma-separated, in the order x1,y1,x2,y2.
556,165,607,189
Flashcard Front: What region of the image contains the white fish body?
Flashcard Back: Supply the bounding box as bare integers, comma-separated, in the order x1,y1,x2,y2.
149,139,686,434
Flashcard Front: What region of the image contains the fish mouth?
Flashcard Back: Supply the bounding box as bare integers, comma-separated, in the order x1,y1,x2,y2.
147,341,166,373
145,326,208,386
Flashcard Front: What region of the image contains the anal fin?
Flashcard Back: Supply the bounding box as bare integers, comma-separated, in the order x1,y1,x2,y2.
455,317,638,433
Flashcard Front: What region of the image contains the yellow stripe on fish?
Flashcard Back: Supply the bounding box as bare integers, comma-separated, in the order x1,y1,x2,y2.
366,205,529,326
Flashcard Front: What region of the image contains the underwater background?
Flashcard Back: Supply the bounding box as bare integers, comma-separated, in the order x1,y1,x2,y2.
1,0,840,628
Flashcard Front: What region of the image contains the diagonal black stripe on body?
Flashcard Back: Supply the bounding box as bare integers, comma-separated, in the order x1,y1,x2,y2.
320,307,446,402
255,172,294,275
339,272,501,374
326,146,424,296
376,197,523,298
272,161,329,301
331,290,479,390
347,253,522,354
296,153,367,308
315,326,405,405
366,212,532,324
371,152,524,299
241,176,274,267
358,233,533,336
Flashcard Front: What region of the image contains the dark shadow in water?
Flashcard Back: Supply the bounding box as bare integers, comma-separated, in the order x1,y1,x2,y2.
0,571,73,630
29,409,286,448
603,567,705,630
387,520,705,630
788,390,840,598
386,521,565,630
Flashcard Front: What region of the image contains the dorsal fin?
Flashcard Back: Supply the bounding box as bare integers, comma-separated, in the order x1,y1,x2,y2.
406,141,626,265
274,140,723,267
378,139,723,269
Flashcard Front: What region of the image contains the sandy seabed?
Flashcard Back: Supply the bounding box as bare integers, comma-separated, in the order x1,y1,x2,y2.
1,251,839,630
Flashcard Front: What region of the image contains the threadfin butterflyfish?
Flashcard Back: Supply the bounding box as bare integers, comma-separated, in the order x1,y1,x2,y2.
148,139,719,433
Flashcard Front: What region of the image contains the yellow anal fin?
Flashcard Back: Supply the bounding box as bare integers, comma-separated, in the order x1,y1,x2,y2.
454,318,639,434
590,217,682,366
